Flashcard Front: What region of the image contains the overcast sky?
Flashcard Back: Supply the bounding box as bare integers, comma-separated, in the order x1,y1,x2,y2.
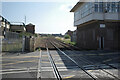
2,0,78,34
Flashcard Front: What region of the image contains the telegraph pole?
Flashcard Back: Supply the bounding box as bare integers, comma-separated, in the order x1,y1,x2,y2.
22,15,26,52
24,15,26,25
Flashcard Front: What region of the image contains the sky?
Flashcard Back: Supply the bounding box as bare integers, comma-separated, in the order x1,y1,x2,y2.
1,1,78,34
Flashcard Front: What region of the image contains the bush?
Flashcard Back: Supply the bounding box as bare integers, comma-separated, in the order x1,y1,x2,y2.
19,32,38,37
64,35,70,39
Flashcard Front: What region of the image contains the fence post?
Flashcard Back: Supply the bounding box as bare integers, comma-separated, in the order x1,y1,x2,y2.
30,37,34,52
22,36,25,52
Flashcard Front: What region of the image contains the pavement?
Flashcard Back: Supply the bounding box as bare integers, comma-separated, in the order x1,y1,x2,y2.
0,50,120,80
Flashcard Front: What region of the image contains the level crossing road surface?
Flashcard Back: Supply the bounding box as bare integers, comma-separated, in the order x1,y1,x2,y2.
1,49,120,80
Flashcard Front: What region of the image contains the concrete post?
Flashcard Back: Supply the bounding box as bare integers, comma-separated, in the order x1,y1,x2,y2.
22,36,25,52
0,37,2,80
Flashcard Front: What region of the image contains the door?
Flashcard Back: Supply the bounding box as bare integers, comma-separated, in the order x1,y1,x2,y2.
99,37,104,50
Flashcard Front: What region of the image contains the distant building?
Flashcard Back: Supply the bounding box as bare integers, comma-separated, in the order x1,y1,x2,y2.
65,30,77,42
10,22,26,33
65,30,73,37
52,34,63,37
70,1,120,50
39,34,48,37
26,23,35,34
0,16,10,37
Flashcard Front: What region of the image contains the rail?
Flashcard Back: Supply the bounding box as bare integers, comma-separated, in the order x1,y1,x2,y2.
46,44,62,80
51,40,120,80
50,41,97,80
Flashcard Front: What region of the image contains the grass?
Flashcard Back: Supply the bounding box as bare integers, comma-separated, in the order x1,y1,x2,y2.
55,37,76,46
63,39,76,45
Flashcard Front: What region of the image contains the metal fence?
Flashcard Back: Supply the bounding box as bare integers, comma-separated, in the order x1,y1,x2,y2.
2,32,23,52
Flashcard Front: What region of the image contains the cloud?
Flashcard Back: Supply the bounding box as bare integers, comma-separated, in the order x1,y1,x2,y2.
59,4,75,12
1,0,79,2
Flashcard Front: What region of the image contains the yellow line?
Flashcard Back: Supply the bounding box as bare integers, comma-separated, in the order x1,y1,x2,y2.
2,56,39,59
2,60,38,66
42,55,59,57
2,65,38,69
41,61,50,63
63,75,75,79
42,55,48,57
55,62,63,64
52,55,59,56
87,70,93,72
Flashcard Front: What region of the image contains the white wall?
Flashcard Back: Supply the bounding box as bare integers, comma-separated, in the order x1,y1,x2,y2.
74,2,120,26
74,12,120,26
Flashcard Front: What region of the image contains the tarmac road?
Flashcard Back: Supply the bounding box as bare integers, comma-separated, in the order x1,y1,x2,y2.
1,50,120,80
2,51,40,79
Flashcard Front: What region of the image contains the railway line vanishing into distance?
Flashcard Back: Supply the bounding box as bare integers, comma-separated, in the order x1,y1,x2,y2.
1,37,120,80
37,37,120,80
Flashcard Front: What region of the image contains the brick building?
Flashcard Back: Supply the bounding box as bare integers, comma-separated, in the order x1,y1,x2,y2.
26,23,35,34
70,1,120,50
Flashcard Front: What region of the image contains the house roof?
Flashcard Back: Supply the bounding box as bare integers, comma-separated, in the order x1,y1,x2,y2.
27,23,34,26
70,2,83,12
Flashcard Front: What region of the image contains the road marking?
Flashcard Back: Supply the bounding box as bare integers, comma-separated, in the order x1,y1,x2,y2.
41,66,79,69
42,55,59,57
37,50,42,78
99,52,119,55
1,70,37,74
87,70,93,72
63,75,75,79
55,62,64,64
2,59,36,62
2,56,39,59
103,59,112,63
52,55,59,56
0,68,37,72
2,66,38,69
41,61,50,63
2,60,38,66
42,55,48,57
42,69,68,71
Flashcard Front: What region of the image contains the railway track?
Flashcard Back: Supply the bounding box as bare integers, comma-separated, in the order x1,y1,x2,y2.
3,37,119,80
41,37,120,80
37,39,95,80
54,39,120,70
50,42,97,80
46,44,62,80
